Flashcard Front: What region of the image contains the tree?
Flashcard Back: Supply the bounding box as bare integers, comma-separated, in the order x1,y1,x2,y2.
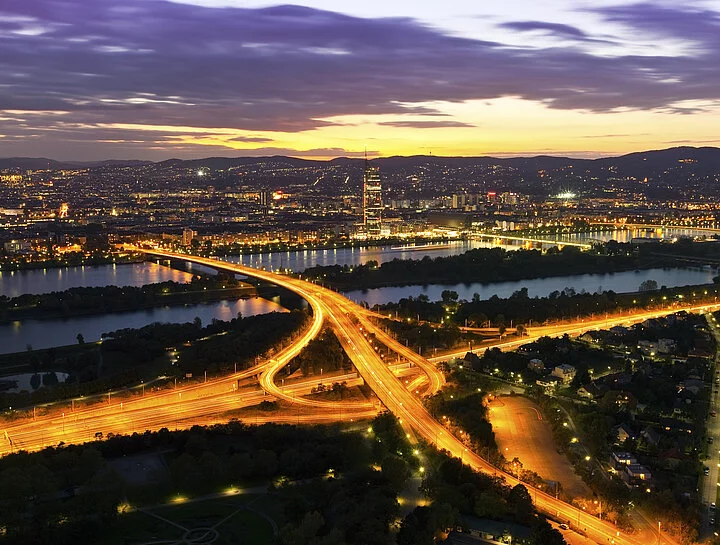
380,455,411,492
77,333,85,345
516,324,527,336
507,483,534,523
279,511,325,545
441,290,459,305
30,373,41,390
529,516,566,545
639,279,658,292
42,372,59,387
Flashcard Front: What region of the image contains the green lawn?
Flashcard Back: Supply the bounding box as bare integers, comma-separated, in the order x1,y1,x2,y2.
100,494,278,545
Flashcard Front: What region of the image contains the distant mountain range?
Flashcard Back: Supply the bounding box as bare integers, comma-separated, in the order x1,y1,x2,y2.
0,158,154,170
2,146,720,179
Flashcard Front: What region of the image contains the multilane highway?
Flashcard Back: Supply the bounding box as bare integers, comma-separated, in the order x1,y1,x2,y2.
4,248,715,544
134,248,720,545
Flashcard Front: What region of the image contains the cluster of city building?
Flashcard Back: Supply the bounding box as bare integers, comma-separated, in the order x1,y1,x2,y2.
2,151,720,260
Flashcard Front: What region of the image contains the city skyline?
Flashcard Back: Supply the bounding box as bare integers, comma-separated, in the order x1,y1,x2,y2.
1,0,720,160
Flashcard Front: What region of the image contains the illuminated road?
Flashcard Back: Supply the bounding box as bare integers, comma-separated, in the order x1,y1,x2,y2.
134,249,720,545
0,360,431,456
7,247,719,544
701,312,720,540
430,304,720,363
0,368,384,454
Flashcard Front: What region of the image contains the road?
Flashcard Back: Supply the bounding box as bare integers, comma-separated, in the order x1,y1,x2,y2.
136,248,720,545
9,247,720,545
430,304,720,362
700,311,720,540
139,249,717,545
0,361,431,456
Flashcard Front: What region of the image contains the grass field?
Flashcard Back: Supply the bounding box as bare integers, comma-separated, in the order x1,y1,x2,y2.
101,493,280,545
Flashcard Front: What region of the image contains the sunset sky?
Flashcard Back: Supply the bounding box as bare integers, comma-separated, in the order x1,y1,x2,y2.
1,0,719,160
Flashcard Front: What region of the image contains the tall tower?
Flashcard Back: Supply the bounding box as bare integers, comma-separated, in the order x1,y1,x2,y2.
363,160,383,236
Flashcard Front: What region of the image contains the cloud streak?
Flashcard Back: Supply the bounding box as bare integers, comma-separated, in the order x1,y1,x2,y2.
0,1,719,158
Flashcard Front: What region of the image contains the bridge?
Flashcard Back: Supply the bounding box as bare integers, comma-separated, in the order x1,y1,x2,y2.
469,232,593,249
6,247,710,544
133,248,691,545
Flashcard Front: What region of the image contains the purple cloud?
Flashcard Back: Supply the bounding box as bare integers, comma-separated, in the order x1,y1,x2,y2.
500,21,590,40
0,1,719,158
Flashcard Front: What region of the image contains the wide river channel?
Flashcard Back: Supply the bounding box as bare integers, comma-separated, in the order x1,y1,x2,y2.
0,227,716,354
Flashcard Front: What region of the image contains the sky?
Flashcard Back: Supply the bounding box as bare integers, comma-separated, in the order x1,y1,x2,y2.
1,0,720,161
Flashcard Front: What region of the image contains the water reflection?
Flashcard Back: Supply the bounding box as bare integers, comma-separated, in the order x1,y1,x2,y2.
0,262,193,298
343,267,716,307
0,298,283,355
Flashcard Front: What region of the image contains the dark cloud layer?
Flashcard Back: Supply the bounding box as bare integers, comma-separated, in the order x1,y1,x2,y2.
0,1,719,158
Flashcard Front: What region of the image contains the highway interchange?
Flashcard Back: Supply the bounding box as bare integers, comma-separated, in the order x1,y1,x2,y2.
5,247,720,545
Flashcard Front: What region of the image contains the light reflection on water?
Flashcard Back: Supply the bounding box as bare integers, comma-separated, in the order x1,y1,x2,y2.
0,262,193,298
0,298,284,355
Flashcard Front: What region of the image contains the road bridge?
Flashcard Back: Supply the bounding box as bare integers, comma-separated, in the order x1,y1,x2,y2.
469,232,593,249
131,248,700,545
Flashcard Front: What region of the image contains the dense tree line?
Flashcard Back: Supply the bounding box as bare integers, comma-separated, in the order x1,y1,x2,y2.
303,244,648,289
0,311,308,410
0,414,419,545
426,391,497,452
379,282,720,328
176,310,309,377
379,318,463,352
0,273,245,323
0,250,141,272
287,328,353,377
398,453,566,545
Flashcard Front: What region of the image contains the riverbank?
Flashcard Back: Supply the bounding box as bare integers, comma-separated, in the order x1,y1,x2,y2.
0,285,255,324
0,273,257,324
306,247,675,291
0,252,145,272
207,235,459,258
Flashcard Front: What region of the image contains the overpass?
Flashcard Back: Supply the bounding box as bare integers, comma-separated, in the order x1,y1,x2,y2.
469,232,592,249
131,247,690,545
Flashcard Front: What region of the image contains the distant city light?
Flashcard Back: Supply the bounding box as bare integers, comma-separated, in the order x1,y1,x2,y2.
555,191,576,199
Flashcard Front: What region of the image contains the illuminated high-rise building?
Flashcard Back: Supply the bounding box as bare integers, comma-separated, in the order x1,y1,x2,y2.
363,162,383,236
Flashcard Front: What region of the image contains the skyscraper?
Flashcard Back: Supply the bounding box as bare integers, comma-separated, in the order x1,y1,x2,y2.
363,162,383,236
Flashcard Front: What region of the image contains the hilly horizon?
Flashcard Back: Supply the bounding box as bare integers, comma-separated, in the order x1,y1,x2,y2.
1,146,719,172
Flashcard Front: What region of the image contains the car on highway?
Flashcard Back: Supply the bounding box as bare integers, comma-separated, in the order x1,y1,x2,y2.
712,410,717,417
709,437,714,444
559,524,569,530
711,502,716,512
704,466,710,476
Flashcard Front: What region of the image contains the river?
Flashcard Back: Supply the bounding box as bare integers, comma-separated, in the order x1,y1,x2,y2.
3,228,715,297
343,267,717,307
0,298,284,355
1,232,716,353
0,262,193,298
